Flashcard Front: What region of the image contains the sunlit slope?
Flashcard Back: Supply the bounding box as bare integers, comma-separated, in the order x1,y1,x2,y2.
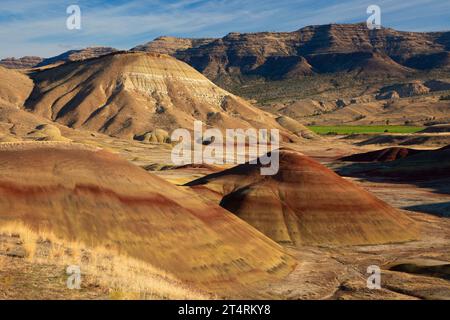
25,52,292,139
0,66,33,107
187,149,418,246
0,143,295,294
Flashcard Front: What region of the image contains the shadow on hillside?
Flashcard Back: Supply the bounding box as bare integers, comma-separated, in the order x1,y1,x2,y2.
404,202,450,218
335,162,450,196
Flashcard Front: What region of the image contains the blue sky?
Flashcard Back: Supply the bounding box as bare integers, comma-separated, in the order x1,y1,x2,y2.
0,0,449,59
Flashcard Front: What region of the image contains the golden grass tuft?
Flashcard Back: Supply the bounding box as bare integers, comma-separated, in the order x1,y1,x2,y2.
0,221,209,300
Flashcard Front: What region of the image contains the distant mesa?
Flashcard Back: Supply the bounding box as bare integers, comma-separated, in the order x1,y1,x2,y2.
0,47,117,69
0,66,34,107
186,149,418,246
0,56,43,69
131,36,215,56
134,23,450,85
0,143,295,295
36,47,118,68
4,23,450,86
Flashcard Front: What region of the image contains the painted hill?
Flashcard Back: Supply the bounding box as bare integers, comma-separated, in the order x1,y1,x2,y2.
36,47,118,68
0,142,295,296
132,36,215,55
25,51,290,140
0,47,117,69
186,149,418,246
0,56,43,69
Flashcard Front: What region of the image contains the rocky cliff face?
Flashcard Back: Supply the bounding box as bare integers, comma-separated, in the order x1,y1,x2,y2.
0,143,295,294
0,56,43,69
36,47,118,67
135,23,450,84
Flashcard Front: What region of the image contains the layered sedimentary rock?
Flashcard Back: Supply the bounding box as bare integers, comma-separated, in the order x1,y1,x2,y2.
0,143,295,293
25,52,289,139
0,48,117,69
187,149,418,246
0,56,43,69
136,23,450,83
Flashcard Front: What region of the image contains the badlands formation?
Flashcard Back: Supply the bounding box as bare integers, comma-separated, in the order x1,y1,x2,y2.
132,24,450,129
0,24,449,299
0,143,294,298
186,149,418,246
135,23,450,84
25,52,287,140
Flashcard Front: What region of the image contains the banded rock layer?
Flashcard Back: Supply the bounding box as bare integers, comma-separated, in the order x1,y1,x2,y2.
25,52,286,139
187,149,418,246
0,143,295,295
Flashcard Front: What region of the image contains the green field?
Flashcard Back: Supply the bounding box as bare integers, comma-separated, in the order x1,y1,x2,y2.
307,125,425,135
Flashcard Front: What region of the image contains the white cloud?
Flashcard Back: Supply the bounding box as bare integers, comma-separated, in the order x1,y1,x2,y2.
0,0,448,58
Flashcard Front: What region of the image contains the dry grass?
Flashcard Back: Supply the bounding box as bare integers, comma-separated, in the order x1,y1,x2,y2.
0,221,209,300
